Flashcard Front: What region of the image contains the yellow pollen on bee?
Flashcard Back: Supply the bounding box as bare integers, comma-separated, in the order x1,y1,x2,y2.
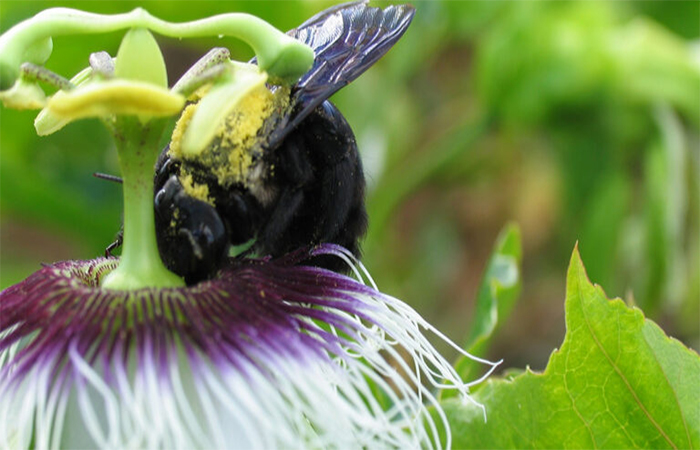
189,84,211,102
211,84,274,186
180,172,213,205
169,83,290,191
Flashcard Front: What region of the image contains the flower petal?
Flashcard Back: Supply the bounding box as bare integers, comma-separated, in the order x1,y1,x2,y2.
0,247,497,449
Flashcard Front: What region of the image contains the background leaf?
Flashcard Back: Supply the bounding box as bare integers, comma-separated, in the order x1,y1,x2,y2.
440,248,700,449
447,223,522,388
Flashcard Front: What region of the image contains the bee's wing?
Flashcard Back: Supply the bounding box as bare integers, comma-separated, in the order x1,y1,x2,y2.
268,1,415,145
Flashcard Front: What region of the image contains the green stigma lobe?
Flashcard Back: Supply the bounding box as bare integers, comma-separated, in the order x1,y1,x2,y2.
115,28,167,87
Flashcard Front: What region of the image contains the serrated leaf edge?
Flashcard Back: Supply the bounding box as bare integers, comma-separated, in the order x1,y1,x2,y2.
569,246,685,449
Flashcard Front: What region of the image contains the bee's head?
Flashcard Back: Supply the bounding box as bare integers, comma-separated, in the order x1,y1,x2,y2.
154,176,229,284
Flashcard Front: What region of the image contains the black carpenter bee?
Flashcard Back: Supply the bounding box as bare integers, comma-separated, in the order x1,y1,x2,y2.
107,1,415,284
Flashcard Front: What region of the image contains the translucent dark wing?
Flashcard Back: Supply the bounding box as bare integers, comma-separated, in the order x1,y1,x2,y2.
267,1,415,147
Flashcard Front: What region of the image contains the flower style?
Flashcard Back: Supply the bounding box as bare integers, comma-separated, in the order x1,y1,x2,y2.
0,4,498,449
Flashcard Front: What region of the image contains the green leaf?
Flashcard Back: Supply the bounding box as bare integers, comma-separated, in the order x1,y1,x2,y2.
450,223,522,387
440,247,700,449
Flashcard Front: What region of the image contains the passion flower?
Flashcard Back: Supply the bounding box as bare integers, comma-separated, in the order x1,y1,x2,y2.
0,5,498,449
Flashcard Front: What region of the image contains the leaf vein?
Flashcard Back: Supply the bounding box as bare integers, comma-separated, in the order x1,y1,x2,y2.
580,284,678,449
644,330,693,450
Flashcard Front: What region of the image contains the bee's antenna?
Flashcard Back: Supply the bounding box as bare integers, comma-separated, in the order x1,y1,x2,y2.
93,172,123,184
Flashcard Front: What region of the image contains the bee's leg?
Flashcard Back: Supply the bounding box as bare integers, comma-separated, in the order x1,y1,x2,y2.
105,231,123,258
172,48,231,95
93,172,123,183
219,192,258,245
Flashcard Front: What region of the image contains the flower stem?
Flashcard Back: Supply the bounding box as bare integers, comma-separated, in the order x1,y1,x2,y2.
101,117,184,290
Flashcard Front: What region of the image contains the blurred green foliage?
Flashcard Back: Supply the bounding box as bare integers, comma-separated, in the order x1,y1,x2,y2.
1,1,698,368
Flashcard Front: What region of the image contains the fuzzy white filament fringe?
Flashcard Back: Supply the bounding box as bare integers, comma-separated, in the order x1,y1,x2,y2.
0,253,499,449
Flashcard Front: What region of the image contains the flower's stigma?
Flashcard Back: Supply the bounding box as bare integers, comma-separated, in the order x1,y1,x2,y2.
114,28,167,87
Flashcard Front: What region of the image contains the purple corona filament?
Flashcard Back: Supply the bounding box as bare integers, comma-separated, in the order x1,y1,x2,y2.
0,245,498,448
